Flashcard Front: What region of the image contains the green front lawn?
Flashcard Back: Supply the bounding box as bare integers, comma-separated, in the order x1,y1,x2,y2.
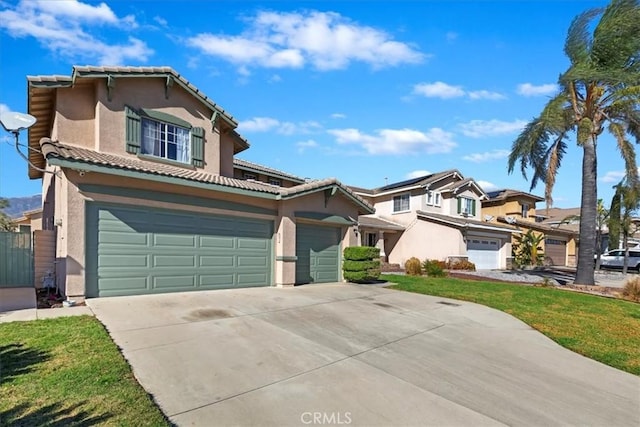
382,274,640,375
0,316,169,426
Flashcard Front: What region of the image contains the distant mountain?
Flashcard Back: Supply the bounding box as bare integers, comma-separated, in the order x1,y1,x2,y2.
1,195,41,218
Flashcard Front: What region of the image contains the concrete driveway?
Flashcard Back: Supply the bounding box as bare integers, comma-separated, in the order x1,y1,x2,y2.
87,284,640,426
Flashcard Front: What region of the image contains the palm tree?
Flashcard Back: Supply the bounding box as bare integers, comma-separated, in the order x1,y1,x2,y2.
508,0,640,285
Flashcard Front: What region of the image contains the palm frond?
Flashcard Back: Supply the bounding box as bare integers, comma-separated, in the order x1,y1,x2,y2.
592,0,640,72
564,7,603,64
610,121,639,187
544,137,567,206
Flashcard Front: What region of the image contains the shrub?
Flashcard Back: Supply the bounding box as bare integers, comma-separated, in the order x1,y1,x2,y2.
448,259,476,271
622,277,640,302
423,259,446,277
405,257,423,276
343,246,380,261
343,246,380,283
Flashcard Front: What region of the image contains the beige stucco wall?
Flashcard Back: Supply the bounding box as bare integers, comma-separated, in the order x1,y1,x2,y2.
51,78,230,176
385,219,464,266
483,198,538,220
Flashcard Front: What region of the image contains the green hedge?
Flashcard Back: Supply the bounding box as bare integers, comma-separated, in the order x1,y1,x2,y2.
343,260,380,271
343,246,380,261
343,246,381,283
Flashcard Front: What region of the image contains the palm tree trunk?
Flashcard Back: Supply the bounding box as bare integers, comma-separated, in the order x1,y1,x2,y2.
575,139,597,285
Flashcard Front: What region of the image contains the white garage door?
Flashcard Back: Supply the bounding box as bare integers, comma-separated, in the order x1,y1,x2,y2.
467,238,500,270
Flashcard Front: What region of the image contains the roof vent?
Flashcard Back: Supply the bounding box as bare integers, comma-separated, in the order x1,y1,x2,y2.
505,216,516,224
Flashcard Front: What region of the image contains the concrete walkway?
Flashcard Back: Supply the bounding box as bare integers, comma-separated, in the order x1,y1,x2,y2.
0,305,93,323
87,283,640,426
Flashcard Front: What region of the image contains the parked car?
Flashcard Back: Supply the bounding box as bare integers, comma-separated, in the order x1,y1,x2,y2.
598,249,640,272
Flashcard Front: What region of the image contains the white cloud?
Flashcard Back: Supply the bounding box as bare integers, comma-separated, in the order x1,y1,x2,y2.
445,31,458,42
296,139,318,153
268,74,282,83
413,82,505,101
331,113,347,119
458,119,527,138
517,83,558,97
413,82,465,99
405,170,431,179
467,90,506,100
600,171,626,183
463,149,510,163
476,180,499,192
328,127,456,155
0,104,10,115
187,10,424,72
0,0,152,64
237,117,321,135
153,16,168,27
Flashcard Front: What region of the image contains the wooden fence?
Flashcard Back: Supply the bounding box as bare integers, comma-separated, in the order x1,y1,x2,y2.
0,231,33,287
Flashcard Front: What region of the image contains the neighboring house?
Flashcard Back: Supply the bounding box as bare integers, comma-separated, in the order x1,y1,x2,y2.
351,170,516,269
483,190,577,266
26,65,373,302
11,207,43,233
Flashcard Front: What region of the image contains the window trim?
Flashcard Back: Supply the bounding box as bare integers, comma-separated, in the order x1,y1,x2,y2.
521,203,530,218
268,178,282,186
434,192,441,207
140,116,192,165
457,196,476,216
243,172,257,180
393,193,411,213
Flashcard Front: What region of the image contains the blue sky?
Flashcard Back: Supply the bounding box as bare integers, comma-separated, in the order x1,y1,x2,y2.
0,0,626,209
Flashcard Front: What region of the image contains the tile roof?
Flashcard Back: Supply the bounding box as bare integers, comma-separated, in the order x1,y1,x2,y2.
496,216,576,235
485,189,544,202
350,169,462,195
40,139,374,213
357,215,405,231
417,211,517,233
40,139,281,194
233,158,306,183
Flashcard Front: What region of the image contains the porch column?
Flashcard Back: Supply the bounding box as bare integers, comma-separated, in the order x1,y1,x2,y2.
376,231,386,261
274,203,296,288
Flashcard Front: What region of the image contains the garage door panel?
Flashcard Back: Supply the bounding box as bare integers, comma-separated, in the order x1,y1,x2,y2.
153,255,196,267
467,238,500,270
296,224,341,284
100,254,149,268
90,203,273,297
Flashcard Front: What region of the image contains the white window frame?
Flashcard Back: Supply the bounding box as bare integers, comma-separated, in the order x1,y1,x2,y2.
426,191,434,205
460,197,474,215
243,172,257,180
434,192,441,207
141,117,191,164
393,193,410,213
269,178,282,186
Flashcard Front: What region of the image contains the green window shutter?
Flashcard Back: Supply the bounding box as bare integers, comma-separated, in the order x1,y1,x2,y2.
191,127,204,167
125,106,141,154
471,199,476,216
457,197,461,214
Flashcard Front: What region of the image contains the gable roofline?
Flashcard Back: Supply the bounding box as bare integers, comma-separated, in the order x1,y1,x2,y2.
351,169,463,198
417,211,518,234
484,188,545,203
278,178,375,214
233,158,306,184
27,66,248,178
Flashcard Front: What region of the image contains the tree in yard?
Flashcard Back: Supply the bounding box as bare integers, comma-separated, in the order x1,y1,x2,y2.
0,198,13,231
608,188,622,251
513,229,545,268
616,182,640,274
508,0,640,285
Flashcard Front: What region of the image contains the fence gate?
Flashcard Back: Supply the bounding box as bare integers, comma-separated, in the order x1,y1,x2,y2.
0,231,34,287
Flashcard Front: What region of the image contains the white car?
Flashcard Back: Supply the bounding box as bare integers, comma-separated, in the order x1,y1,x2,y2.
598,249,640,272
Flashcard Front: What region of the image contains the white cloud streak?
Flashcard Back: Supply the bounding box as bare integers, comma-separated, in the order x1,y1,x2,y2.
187,10,424,72
600,171,626,183
476,180,499,192
237,116,322,135
0,0,152,64
328,127,456,155
516,83,558,97
413,81,505,100
458,119,527,138
462,149,510,163
405,170,431,179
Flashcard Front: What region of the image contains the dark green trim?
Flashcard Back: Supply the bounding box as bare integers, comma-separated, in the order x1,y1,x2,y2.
191,127,205,168
79,184,278,216
48,157,278,200
295,211,355,225
85,202,99,297
141,108,192,129
137,154,195,169
276,256,298,262
280,185,374,214
28,80,73,88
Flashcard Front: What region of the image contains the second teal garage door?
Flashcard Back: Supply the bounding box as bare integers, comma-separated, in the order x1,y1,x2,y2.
295,223,341,284
86,204,273,297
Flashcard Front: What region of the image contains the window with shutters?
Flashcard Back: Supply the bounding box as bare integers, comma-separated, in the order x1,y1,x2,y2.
457,197,476,216
125,105,204,167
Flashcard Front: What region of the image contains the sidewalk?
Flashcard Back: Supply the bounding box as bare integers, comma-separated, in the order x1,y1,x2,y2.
0,305,94,323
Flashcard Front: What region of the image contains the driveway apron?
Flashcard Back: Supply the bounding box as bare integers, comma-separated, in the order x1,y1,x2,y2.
87,284,640,426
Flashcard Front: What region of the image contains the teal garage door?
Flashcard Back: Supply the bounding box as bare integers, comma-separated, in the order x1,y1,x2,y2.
86,204,273,297
295,223,341,284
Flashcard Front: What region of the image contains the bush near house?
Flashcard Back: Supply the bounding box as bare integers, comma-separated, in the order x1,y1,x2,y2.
448,259,476,271
422,259,447,277
623,277,640,302
405,257,423,276
343,246,380,282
